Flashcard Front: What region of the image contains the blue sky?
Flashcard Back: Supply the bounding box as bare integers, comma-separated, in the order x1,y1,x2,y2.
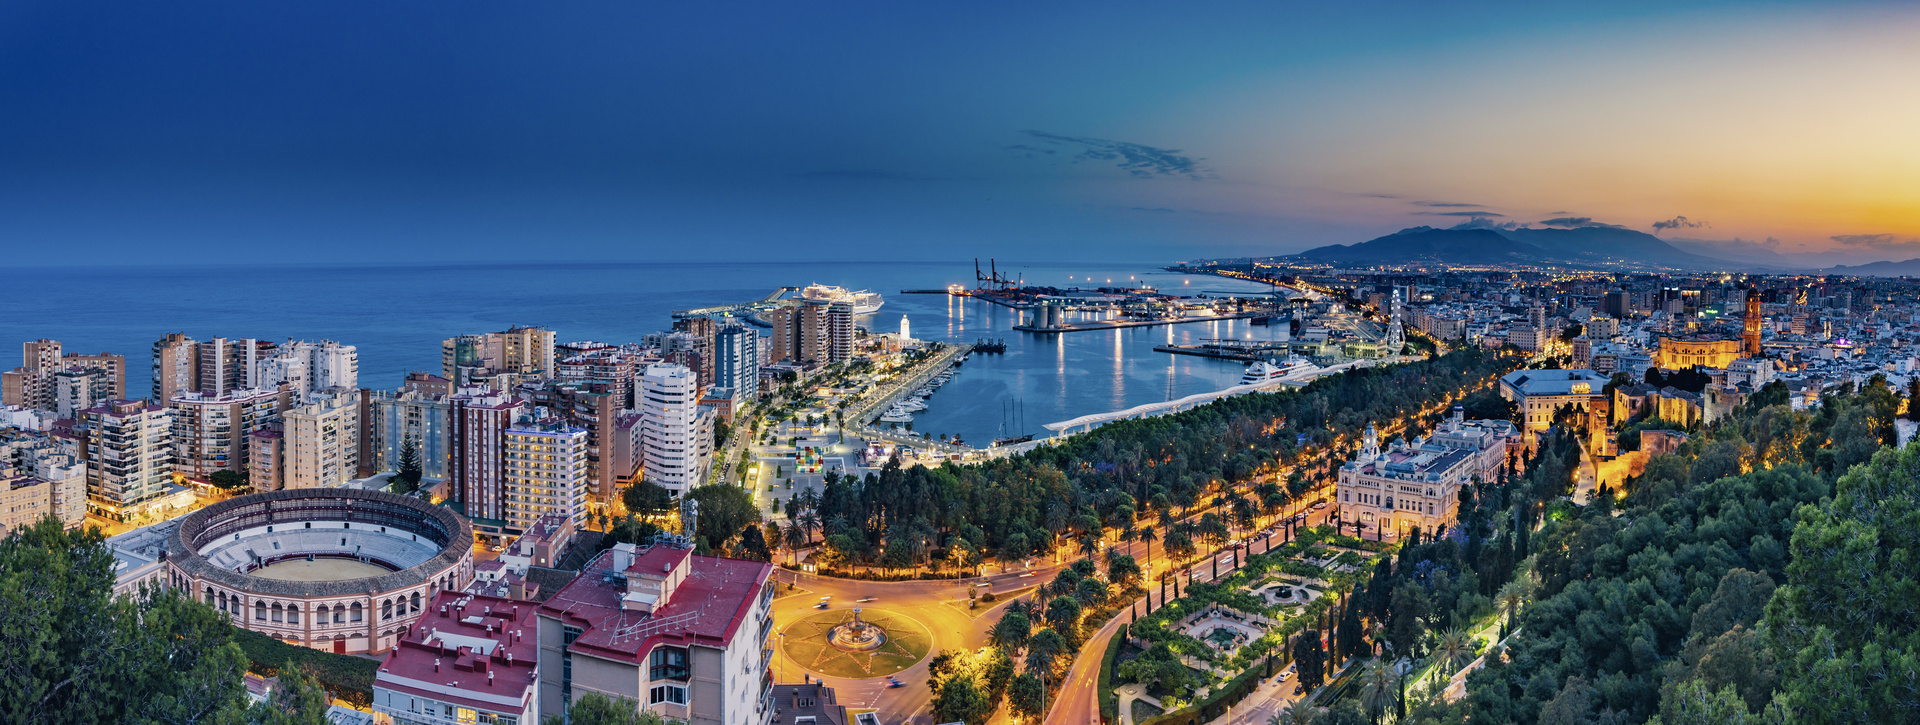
3,1,1916,266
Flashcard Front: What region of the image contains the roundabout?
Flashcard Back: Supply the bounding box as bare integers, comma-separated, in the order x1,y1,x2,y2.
781,607,933,679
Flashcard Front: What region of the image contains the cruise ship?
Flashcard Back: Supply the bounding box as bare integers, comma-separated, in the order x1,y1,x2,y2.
1239,356,1321,386
801,284,884,314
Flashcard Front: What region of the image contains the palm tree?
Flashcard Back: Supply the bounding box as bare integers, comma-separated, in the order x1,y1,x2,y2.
1357,660,1398,725
783,522,807,564
1077,535,1099,560
1269,701,1317,725
1136,527,1158,578
798,511,821,544
1497,579,1530,635
1434,627,1473,678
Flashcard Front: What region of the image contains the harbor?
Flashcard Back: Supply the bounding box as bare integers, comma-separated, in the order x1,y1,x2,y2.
1013,309,1263,333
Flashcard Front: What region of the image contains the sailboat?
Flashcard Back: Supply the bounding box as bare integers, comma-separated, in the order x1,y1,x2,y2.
993,399,1034,446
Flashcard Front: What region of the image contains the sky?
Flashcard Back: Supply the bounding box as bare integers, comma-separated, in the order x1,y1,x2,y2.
2,1,1918,267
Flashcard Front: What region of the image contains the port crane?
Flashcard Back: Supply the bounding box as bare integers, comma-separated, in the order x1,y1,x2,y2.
974,258,1016,292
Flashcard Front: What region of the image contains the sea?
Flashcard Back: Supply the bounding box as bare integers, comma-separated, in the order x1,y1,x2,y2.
0,260,1300,445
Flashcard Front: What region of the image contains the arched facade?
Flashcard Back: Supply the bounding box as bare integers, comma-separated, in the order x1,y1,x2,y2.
166,489,474,655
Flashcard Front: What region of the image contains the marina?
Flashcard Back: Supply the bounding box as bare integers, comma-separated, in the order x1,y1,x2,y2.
1011,310,1263,332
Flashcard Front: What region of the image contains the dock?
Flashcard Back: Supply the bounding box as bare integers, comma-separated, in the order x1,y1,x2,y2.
1154,339,1294,361
898,289,951,294
1014,311,1259,333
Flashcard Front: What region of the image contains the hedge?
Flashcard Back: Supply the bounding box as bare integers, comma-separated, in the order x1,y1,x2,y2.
1098,624,1127,723
1136,662,1265,725
232,629,380,708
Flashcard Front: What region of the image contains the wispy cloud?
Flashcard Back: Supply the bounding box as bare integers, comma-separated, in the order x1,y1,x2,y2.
1418,210,1503,217
1450,216,1522,231
1019,130,1211,178
1831,233,1920,248
1412,201,1482,208
1538,216,1622,229
1650,215,1709,232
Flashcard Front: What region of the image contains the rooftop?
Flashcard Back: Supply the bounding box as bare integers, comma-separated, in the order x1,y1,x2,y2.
375,590,539,714
538,545,772,664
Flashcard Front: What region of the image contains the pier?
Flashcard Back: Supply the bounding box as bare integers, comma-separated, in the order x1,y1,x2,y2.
841,344,971,454
1154,338,1297,361
1014,310,1260,333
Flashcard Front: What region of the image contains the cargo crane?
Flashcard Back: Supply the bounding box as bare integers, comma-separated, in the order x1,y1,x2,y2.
974,258,1015,292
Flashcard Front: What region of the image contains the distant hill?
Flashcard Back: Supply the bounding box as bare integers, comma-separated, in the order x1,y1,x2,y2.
1825,258,1920,277
1497,226,1736,269
1291,223,1747,270
1297,227,1544,265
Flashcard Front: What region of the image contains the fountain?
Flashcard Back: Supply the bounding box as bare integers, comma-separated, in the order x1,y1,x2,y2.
827,608,888,652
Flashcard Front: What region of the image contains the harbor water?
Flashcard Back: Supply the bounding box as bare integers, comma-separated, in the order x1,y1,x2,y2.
0,260,1301,446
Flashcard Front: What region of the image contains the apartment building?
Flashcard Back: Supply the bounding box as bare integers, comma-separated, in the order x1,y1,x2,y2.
503,413,589,534
639,364,712,493
537,543,775,725
169,388,284,479
368,385,452,484
372,591,541,725
0,430,86,533
444,327,557,390
713,325,760,401
2,339,126,412
283,390,359,489
452,388,526,536
84,400,175,519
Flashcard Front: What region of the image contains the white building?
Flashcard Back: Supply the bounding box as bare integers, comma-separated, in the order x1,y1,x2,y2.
1499,368,1605,431
283,390,359,489
84,400,176,520
254,340,358,402
1336,409,1518,539
639,364,713,493
503,413,589,534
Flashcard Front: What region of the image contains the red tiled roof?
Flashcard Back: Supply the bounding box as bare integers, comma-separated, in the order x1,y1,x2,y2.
538,547,771,664
375,591,540,714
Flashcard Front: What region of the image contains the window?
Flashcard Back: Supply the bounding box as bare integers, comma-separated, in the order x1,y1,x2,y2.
649,685,686,705
650,647,690,680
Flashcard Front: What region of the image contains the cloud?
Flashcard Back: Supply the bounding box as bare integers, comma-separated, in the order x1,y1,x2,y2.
799,169,936,181
1363,193,1403,200
1001,144,1056,158
1449,216,1523,231
1130,206,1179,214
1537,216,1623,229
1412,201,1482,208
1019,130,1211,178
1418,211,1504,217
1650,215,1709,232
1830,233,1920,248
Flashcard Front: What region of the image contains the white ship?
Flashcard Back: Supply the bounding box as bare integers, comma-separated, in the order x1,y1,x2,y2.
802,284,884,315
1239,356,1322,386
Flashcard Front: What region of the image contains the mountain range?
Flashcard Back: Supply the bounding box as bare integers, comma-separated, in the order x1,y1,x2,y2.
1293,223,1736,270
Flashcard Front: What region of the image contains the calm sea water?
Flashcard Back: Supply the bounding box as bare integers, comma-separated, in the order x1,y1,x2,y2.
0,261,1295,444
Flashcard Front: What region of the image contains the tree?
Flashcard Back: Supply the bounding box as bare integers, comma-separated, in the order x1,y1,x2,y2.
1027,628,1068,675
0,515,328,725
684,484,761,553
1293,630,1327,690
989,610,1032,656
621,480,674,518
1358,660,1397,725
1045,596,1083,638
735,524,772,562
208,469,250,491
1433,628,1472,678
236,661,332,725
396,436,423,491
931,675,993,725
1105,554,1141,590
540,693,668,725
1009,672,1046,721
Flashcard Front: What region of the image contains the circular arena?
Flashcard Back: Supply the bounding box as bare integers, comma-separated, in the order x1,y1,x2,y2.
166,488,474,655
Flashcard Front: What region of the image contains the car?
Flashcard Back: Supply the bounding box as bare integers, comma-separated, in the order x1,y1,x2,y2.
1294,684,1307,696
856,597,877,603
815,596,832,610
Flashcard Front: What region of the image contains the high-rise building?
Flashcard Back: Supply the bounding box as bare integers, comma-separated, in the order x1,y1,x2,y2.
196,338,276,397
767,303,829,364
712,325,760,401
168,388,283,480
2,340,125,413
536,542,775,725
1603,289,1633,319
673,316,718,387
556,344,645,408
825,302,853,363
282,390,359,489
366,386,451,485
443,326,556,389
520,379,625,502
152,333,198,403
252,339,358,402
84,400,174,519
451,387,525,529
639,363,712,493
503,412,589,533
